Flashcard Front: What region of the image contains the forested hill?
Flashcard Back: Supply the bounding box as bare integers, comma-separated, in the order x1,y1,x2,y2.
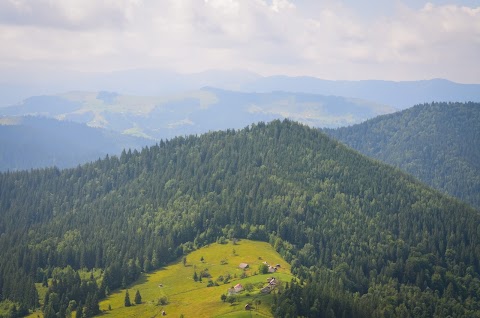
1,120,479,317
0,116,151,171
325,102,480,209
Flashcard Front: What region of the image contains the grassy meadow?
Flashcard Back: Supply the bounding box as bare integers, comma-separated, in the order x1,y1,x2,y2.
99,239,293,318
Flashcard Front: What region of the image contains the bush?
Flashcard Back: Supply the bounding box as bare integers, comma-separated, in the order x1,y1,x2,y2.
157,296,168,306
244,282,254,292
201,269,211,278
259,264,268,274
227,295,236,305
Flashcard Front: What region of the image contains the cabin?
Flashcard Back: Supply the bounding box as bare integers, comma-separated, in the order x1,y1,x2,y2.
245,303,251,310
234,283,244,292
268,266,277,273
239,263,249,269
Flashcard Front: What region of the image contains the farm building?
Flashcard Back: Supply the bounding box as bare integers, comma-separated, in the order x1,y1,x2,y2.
239,263,249,269
234,283,244,292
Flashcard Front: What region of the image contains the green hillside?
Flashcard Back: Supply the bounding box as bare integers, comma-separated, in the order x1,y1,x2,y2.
325,102,480,209
0,120,479,317
99,240,292,318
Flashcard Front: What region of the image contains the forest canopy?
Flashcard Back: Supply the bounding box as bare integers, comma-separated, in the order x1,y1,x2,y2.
325,102,480,209
0,119,479,317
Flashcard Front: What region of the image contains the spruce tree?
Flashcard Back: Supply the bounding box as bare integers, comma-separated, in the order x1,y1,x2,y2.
43,302,56,318
84,292,100,317
134,289,142,304
124,290,131,307
75,302,83,318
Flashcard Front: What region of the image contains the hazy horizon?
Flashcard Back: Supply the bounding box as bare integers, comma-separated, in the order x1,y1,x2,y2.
1,0,479,86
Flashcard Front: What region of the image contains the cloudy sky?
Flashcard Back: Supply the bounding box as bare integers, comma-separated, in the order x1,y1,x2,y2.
0,0,479,83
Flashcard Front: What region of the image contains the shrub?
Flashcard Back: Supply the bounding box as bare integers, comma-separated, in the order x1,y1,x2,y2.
157,296,168,306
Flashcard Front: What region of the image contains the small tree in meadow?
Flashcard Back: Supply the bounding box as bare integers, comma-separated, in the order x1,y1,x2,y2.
244,282,254,292
259,263,268,274
227,295,236,305
134,290,142,304
157,296,168,306
124,290,131,307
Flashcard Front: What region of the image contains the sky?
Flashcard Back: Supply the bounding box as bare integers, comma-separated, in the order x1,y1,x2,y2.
0,0,479,83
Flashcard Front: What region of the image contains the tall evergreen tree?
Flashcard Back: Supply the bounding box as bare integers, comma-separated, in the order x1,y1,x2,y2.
83,292,99,317
75,302,83,318
124,290,131,307
134,289,142,304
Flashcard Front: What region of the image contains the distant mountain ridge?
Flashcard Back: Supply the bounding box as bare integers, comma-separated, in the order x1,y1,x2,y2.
0,88,395,140
0,116,151,171
325,102,480,209
241,77,480,110
1,68,479,109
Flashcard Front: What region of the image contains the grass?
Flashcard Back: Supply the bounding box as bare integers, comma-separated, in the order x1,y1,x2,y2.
99,239,293,318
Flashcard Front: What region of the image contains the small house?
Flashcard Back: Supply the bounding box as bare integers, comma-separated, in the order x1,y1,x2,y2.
268,266,277,273
234,283,243,293
239,263,249,269
245,303,251,310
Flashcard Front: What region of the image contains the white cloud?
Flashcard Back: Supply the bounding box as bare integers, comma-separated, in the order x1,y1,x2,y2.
270,0,295,12
0,0,479,82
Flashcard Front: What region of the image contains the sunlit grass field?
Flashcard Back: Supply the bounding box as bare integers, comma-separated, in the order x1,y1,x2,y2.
99,239,293,318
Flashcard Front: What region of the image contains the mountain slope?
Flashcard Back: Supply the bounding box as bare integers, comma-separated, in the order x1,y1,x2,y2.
0,116,152,171
0,88,395,140
0,120,479,317
325,102,480,209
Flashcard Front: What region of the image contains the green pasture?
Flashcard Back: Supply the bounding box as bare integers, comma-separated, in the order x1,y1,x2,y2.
99,239,293,318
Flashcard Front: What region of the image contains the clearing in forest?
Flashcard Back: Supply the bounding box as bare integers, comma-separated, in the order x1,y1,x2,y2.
98,239,293,318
